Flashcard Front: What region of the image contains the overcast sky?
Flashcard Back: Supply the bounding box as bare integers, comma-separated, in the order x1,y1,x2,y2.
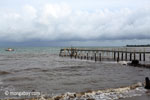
0,0,150,47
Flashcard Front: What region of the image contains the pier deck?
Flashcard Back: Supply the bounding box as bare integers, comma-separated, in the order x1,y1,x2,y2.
59,48,150,62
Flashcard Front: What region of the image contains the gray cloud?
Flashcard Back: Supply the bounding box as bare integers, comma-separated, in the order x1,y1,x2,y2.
0,4,150,42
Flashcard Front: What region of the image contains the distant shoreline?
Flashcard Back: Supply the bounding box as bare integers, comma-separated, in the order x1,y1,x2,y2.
126,45,150,47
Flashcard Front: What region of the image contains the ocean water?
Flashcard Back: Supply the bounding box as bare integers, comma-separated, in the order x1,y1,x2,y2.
0,47,150,99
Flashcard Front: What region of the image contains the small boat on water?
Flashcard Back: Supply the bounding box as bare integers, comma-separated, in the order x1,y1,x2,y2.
5,48,14,51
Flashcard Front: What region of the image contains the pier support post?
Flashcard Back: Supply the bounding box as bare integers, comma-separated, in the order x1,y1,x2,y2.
74,52,76,59
118,52,120,60
91,56,93,60
134,53,136,60
70,50,72,59
95,53,97,62
84,55,86,59
64,49,66,56
78,51,80,59
87,53,88,60
130,53,132,61
67,50,69,56
99,53,101,61
81,55,83,60
143,53,145,61
121,52,124,61
125,52,127,61
139,53,141,61
114,52,116,60
71,54,72,59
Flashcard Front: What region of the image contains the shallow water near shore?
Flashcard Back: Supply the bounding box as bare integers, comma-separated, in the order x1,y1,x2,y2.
0,47,150,99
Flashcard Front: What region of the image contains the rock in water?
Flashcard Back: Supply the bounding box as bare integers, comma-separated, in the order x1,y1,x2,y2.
145,77,150,89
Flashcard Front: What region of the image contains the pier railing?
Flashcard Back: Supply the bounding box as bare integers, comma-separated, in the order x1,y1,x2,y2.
59,48,150,62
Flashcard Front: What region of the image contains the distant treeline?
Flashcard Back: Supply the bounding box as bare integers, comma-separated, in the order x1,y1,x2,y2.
126,44,150,47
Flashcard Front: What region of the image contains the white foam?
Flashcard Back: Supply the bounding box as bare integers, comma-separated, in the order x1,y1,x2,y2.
118,61,130,65
47,82,147,100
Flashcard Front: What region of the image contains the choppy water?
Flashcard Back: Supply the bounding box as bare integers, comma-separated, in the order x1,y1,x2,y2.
0,47,150,99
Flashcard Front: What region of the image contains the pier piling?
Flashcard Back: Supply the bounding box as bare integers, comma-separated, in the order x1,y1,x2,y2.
139,53,141,61
134,53,136,60
114,52,116,60
99,53,101,61
118,52,120,60
125,52,127,61
143,53,145,61
130,53,132,61
87,53,89,60
121,52,124,61
95,53,97,62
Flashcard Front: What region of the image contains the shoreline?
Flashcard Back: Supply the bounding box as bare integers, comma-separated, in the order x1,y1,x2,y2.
0,82,148,100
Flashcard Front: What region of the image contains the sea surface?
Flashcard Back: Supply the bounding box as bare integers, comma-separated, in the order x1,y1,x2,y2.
0,47,150,99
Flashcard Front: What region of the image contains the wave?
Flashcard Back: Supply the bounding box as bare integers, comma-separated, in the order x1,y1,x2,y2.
3,77,33,82
0,70,11,75
40,82,146,100
1,80,148,99
0,82,148,100
13,68,48,73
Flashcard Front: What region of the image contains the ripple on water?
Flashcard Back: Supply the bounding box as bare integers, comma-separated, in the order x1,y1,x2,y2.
12,68,48,73
3,77,33,82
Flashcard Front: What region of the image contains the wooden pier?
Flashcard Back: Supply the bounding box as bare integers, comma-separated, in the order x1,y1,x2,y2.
59,48,150,62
